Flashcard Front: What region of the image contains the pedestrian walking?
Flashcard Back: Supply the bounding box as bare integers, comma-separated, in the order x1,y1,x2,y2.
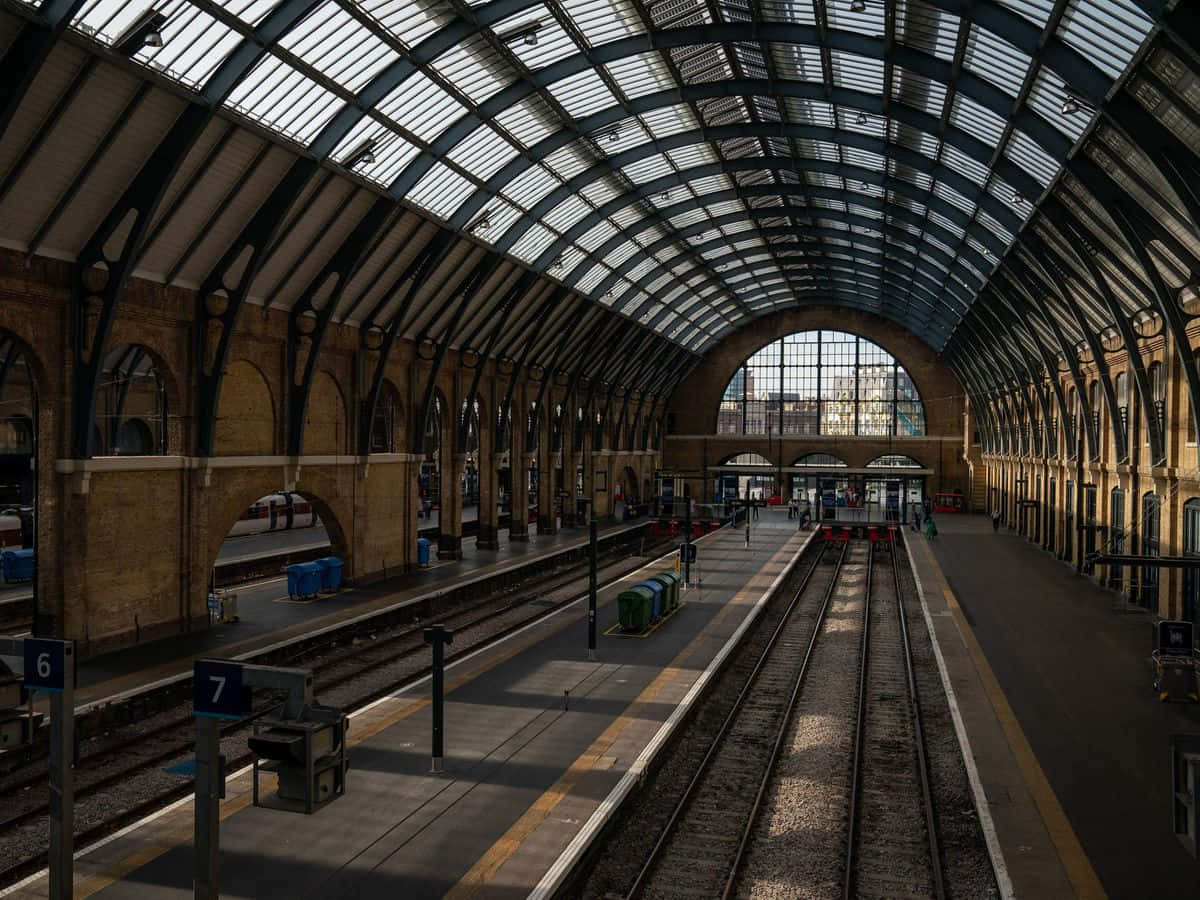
991,509,1001,532
914,507,923,532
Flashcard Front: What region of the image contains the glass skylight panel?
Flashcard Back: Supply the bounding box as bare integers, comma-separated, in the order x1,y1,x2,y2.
504,163,560,208
829,50,885,94
495,96,558,148
360,0,445,46
927,208,965,238
668,145,718,170
73,0,157,44
810,140,841,163
429,39,512,106
510,223,558,263
1003,129,1058,187
279,2,398,94
134,3,241,87
577,262,610,293
646,272,673,294
610,204,645,229
963,25,1031,97
545,70,618,118
447,125,520,180
1057,0,1153,81
407,162,477,217
931,179,975,215
771,43,824,82
543,193,591,232
378,71,464,142
562,0,645,46
628,258,657,282
783,97,834,126
975,207,1013,243
225,57,344,144
939,141,989,186
843,147,885,172
223,0,282,27
622,153,675,184
603,53,672,101
847,203,883,221
895,4,959,62
949,93,1007,148
351,128,421,185
670,209,709,229
543,145,591,180
891,121,940,158
589,116,648,154
922,231,955,259
578,220,619,252
641,105,698,140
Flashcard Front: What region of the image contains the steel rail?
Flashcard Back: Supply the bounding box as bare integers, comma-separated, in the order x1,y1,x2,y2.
623,536,850,899
842,540,875,899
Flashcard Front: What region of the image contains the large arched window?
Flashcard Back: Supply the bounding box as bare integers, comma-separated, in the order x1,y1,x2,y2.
717,331,924,436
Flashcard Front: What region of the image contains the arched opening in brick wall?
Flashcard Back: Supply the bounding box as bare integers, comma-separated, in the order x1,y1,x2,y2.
94,344,174,457
0,330,39,631
207,485,348,618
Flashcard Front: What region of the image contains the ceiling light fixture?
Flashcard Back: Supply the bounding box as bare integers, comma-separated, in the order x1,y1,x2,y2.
1061,95,1080,116
469,211,493,234
1011,190,1023,204
850,0,866,11
607,127,621,143
498,21,543,47
114,10,167,56
856,111,868,125
343,139,377,169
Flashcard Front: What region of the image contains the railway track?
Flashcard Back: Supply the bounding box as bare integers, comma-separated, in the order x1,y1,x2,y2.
625,539,849,899
624,538,947,900
0,531,672,889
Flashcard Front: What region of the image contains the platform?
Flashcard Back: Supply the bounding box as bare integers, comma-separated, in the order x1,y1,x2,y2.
1,512,808,899
68,519,649,713
906,514,1200,899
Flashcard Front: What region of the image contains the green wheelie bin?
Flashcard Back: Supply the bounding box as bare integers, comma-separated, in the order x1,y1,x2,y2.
651,572,680,610
618,586,654,631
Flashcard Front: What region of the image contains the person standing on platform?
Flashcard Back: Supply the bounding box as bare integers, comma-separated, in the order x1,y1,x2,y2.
991,508,1001,532
914,506,923,532
924,515,937,540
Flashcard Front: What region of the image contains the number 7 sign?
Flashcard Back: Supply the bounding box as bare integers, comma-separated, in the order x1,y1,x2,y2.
194,660,251,719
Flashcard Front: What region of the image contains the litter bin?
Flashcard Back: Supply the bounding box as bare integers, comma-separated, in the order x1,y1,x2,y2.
633,579,665,620
417,538,432,568
618,586,654,631
315,556,344,591
0,548,34,583
286,562,322,600
654,571,680,609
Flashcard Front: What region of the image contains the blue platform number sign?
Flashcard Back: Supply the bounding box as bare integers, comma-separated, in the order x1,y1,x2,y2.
23,638,69,693
193,660,251,720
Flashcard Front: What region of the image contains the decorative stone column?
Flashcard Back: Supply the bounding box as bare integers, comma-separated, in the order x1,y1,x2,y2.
437,452,466,559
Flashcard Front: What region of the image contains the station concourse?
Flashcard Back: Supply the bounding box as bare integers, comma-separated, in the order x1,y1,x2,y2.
3,0,1200,896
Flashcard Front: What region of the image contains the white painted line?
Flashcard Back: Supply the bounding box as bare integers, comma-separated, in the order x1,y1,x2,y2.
0,524,727,896
73,523,647,717
529,526,815,900
902,529,1014,900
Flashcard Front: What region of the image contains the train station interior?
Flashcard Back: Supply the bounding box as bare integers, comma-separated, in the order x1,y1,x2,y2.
3,0,1200,896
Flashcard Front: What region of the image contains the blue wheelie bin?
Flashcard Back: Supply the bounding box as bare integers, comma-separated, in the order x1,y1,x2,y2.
1,548,34,583
315,556,344,591
286,562,322,600
417,538,432,568
634,579,665,620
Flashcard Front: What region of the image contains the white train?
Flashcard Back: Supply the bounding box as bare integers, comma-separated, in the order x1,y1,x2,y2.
228,493,321,537
0,512,20,549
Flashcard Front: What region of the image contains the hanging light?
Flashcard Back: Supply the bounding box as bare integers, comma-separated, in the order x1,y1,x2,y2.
850,0,867,11
498,21,542,47
343,139,377,169
1061,95,1081,116
855,111,868,126
1011,190,1023,204
607,127,621,143
550,254,565,271
660,190,670,201
114,10,167,55
469,211,493,234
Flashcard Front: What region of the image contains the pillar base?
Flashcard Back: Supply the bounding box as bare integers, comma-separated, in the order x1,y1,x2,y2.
537,515,557,535
437,534,462,560
508,528,530,542
476,523,500,550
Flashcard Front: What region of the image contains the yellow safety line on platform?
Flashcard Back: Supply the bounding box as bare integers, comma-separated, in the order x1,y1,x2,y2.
68,532,747,895
602,602,687,638
911,536,1106,900
444,534,804,900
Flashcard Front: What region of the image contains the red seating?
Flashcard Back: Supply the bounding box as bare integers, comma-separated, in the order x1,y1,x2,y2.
821,525,836,542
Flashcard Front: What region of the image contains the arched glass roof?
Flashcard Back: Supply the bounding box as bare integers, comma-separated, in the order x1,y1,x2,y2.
43,0,1159,353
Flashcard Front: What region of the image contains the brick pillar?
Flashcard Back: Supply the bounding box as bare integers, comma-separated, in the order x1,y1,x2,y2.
537,412,557,534
438,452,465,559
560,419,578,528
509,394,529,541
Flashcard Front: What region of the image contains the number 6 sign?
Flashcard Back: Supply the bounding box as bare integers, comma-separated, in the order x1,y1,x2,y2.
23,638,71,693
194,659,251,719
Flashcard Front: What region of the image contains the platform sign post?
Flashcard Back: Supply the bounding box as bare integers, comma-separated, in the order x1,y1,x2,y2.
588,515,597,660
424,626,453,772
744,490,752,548
682,485,692,588
21,638,74,900
193,659,250,900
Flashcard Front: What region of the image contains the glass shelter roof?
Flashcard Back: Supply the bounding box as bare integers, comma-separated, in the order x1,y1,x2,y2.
41,0,1162,353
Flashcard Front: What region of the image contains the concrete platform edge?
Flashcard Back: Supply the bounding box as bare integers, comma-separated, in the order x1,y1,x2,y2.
903,528,1015,899
529,526,816,900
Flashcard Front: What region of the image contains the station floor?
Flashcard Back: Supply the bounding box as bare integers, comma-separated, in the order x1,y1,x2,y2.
914,513,1200,899
70,520,645,711
5,513,808,899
